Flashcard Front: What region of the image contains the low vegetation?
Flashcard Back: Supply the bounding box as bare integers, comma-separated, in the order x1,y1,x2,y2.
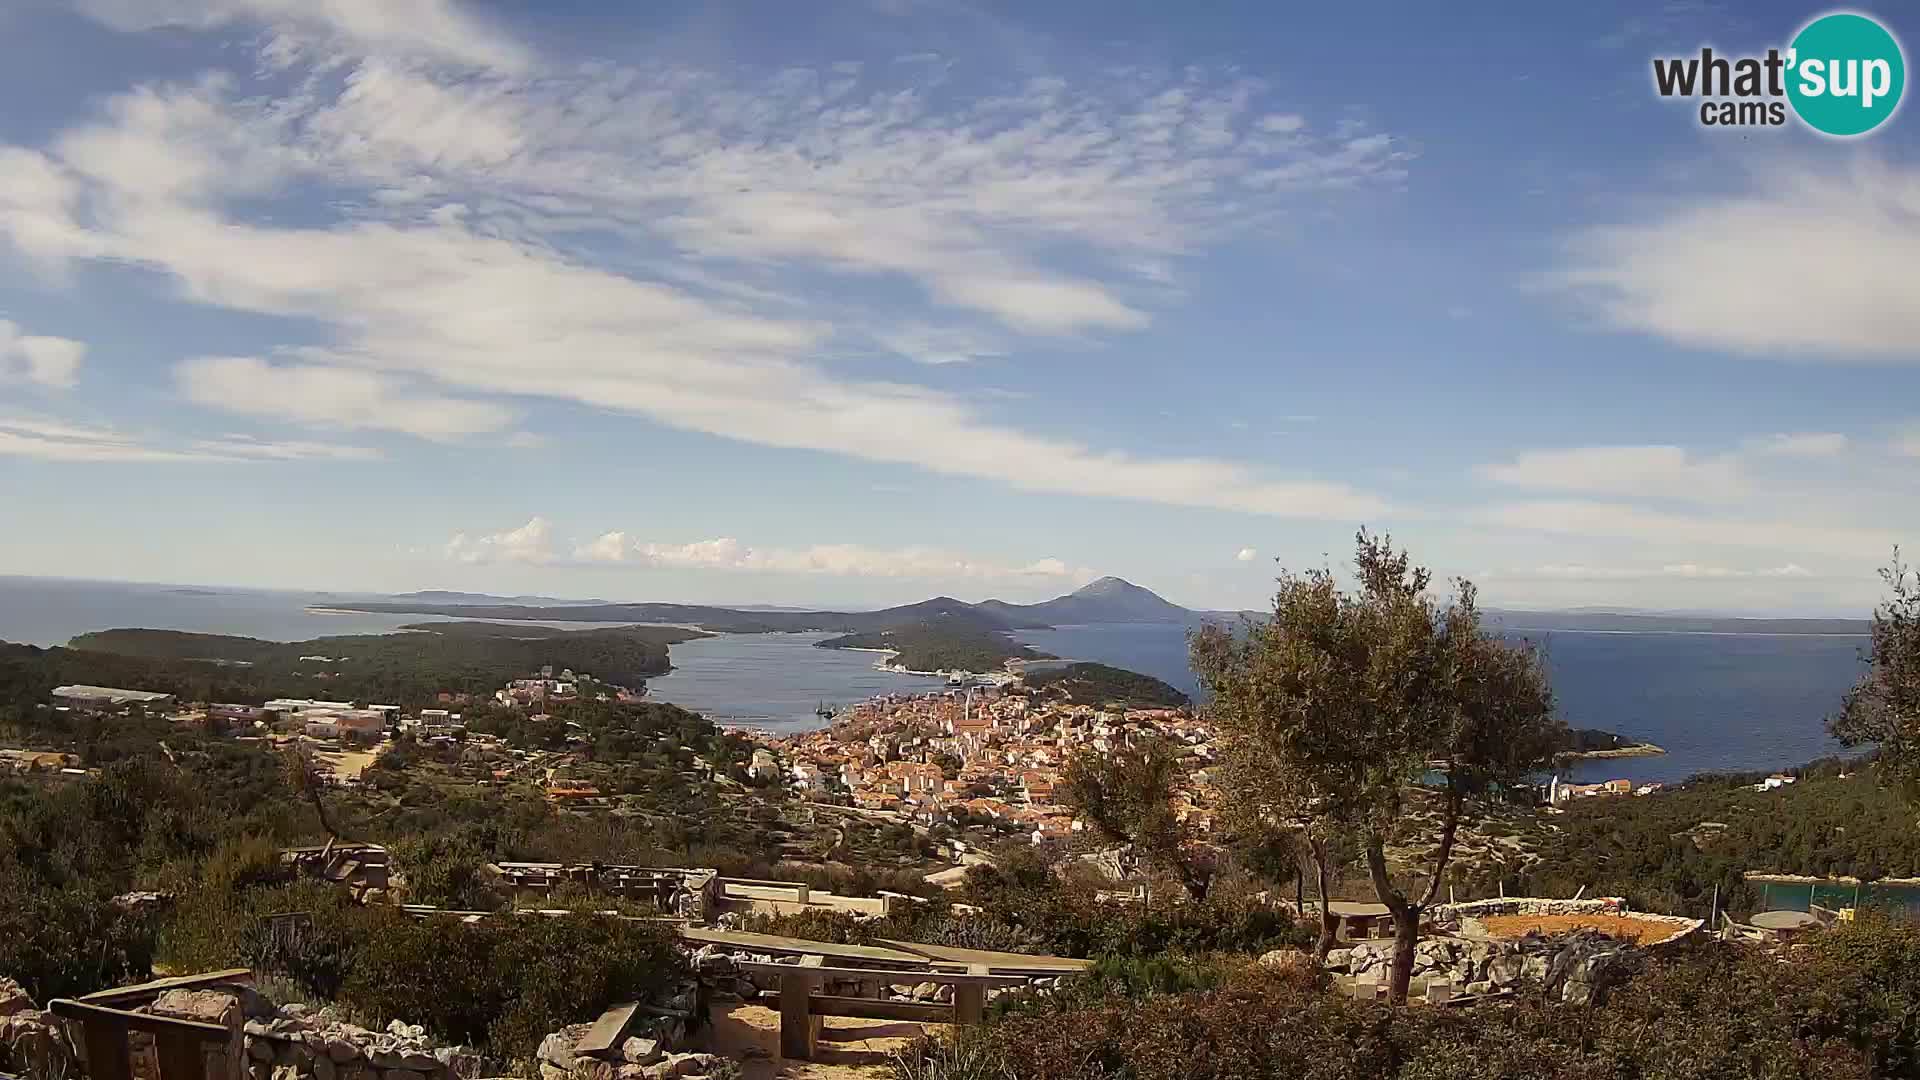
2,622,700,710
1023,662,1189,708
894,920,1920,1079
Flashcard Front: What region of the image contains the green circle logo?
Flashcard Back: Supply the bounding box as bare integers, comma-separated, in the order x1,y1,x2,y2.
1787,12,1906,136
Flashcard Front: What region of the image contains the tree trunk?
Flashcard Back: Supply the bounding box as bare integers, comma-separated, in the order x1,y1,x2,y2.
1364,839,1418,1005
1387,905,1420,1004
1312,844,1338,962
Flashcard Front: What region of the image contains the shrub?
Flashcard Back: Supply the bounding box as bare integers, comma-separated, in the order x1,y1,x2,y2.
891,937,1883,1080
338,912,685,1059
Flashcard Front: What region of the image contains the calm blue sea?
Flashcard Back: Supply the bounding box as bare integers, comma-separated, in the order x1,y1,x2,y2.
1018,623,1870,785
0,578,1871,781
641,632,939,732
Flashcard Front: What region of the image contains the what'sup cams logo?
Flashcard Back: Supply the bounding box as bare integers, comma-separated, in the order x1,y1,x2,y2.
1653,10,1906,136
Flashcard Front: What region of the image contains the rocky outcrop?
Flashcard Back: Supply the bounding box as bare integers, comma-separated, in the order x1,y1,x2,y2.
1327,930,1649,1005
535,1021,716,1080
0,983,76,1080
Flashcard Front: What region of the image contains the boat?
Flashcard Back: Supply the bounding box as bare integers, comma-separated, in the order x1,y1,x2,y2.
814,701,833,719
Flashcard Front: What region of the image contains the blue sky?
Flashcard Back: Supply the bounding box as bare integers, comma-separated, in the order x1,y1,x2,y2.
0,0,1916,615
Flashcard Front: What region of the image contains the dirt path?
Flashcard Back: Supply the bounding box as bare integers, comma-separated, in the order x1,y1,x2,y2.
703,1002,932,1079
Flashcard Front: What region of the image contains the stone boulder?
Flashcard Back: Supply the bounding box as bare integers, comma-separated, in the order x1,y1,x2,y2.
621,1039,662,1067
0,978,31,1017
151,989,243,1028
1256,949,1311,975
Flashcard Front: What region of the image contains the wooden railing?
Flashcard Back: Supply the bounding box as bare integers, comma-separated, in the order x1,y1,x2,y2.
48,969,249,1080
46,1001,235,1080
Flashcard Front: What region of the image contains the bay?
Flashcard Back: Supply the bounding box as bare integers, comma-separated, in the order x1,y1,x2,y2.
640,631,940,733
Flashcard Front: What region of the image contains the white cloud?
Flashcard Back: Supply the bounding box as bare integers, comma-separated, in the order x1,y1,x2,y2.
1555,160,1920,357
0,58,1395,521
0,415,374,462
1235,547,1258,562
574,533,1099,583
445,517,554,565
1494,562,1815,582
75,0,530,72
190,436,382,461
177,357,514,440
1482,499,1899,561
1749,432,1848,458
0,320,85,389
1478,445,1741,499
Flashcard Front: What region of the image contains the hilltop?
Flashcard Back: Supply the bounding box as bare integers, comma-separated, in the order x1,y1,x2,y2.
978,576,1199,625
1022,661,1190,707
333,576,1214,635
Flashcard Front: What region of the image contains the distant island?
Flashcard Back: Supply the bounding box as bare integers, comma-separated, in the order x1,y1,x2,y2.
1022,661,1189,708
814,622,1052,675
0,622,704,710
1558,727,1666,759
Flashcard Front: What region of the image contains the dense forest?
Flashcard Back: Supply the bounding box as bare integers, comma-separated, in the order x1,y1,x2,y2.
0,622,701,710
815,621,1051,672
1023,662,1190,708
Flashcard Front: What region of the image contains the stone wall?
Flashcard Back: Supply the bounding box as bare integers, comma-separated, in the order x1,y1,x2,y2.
1327,931,1650,1004
239,1005,498,1080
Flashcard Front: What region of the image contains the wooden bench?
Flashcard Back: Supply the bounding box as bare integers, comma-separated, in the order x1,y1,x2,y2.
736,959,1029,1061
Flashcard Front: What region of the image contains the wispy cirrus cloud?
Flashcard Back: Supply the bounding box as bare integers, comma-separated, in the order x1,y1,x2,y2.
178,356,515,441
0,415,377,463
1553,159,1920,358
447,518,1096,582
1477,445,1743,499
75,0,531,72
0,17,1405,521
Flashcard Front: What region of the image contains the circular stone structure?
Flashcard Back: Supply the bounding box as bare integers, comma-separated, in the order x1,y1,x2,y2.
1750,910,1823,933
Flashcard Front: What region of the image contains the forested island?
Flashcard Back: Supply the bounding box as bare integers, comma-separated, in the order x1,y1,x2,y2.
1557,727,1666,758
1022,661,1190,708
814,622,1051,673
0,622,703,710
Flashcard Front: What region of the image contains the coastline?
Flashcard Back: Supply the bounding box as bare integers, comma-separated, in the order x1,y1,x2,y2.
1561,742,1667,760
1745,871,1920,886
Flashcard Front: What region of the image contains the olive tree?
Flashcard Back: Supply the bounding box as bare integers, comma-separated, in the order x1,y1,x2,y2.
1831,551,1920,801
1063,735,1215,902
1194,531,1559,1003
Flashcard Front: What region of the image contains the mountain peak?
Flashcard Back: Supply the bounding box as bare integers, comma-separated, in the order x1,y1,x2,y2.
1074,575,1146,596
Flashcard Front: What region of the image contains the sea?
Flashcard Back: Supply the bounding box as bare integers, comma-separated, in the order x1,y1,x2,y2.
0,577,1872,783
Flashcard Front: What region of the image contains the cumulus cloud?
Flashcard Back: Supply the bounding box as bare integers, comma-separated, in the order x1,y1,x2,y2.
1478,445,1742,499
0,321,85,389
1554,160,1920,357
571,532,1098,582
1235,547,1258,562
0,31,1402,521
445,517,555,565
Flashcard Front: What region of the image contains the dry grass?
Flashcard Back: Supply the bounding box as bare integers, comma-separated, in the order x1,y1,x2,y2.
1478,912,1689,945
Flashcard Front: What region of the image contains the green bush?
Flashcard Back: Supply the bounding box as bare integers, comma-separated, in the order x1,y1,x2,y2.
338,912,685,1059
892,934,1900,1080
